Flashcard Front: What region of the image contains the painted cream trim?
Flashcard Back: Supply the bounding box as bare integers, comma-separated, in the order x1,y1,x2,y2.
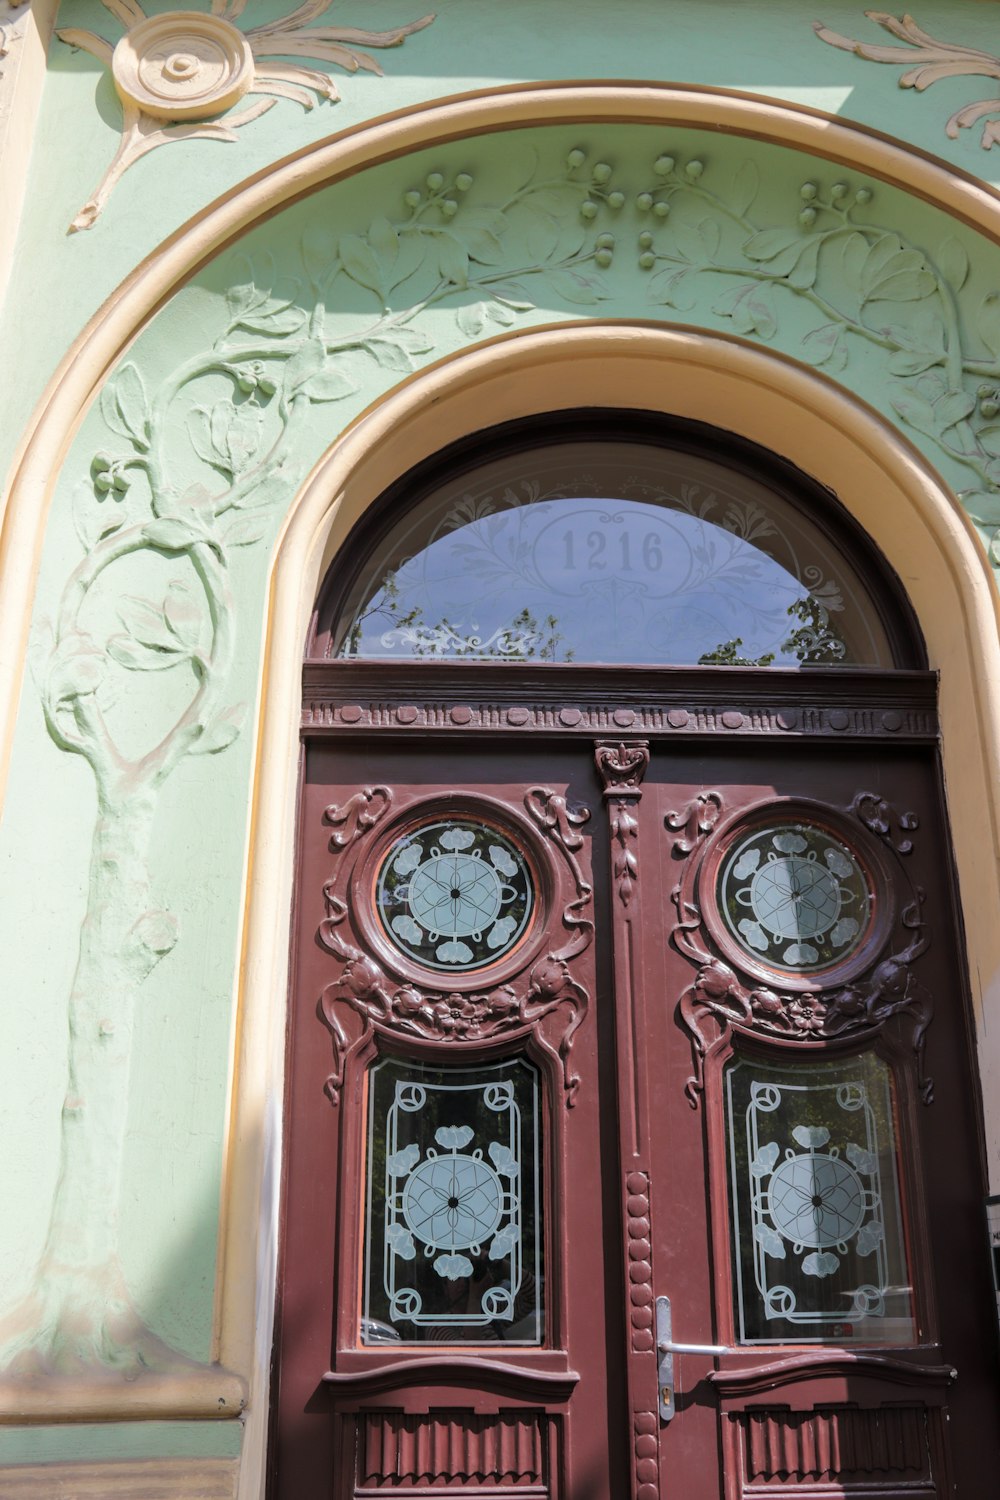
232,322,1000,1499
1,1456,238,1498
0,0,58,329
0,1364,247,1422
1,86,999,1444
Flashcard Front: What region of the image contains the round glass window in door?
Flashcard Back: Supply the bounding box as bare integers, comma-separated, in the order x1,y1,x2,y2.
374,818,536,974
715,821,874,977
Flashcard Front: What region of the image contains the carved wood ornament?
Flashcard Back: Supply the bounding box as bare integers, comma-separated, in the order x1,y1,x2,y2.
317,784,593,1107
666,789,934,1108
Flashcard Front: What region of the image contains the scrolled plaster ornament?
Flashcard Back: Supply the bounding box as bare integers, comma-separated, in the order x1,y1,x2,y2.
112,10,255,121
58,0,435,231
814,12,1000,151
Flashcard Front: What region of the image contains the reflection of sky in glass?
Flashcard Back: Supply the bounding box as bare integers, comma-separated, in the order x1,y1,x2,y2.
339,497,849,666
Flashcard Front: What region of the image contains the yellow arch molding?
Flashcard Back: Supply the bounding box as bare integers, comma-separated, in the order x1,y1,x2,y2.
0,88,998,1458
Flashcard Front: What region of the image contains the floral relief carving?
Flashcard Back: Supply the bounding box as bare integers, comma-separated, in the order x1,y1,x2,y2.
58,0,434,230
318,892,589,1106
317,785,593,1107
814,12,1000,150
595,741,650,908
852,790,919,855
627,149,1000,569
666,794,933,1108
324,784,392,848
8,144,630,1382
665,791,722,857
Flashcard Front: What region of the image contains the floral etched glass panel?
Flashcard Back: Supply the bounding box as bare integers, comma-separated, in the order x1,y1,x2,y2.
374,818,536,973
330,441,895,666
716,821,873,975
363,1056,543,1345
725,1053,913,1345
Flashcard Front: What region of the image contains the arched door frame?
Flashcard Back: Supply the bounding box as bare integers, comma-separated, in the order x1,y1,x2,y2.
234,323,1000,1496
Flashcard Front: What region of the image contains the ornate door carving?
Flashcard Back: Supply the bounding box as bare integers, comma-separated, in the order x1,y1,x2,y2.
274,714,998,1499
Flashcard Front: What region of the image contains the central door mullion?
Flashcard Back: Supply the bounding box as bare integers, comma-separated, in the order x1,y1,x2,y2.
594,740,663,1500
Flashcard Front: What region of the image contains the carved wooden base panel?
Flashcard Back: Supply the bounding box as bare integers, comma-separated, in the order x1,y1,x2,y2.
729,1405,937,1498
355,1410,550,1493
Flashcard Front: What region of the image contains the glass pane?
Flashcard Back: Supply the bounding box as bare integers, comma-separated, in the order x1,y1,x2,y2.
362,1056,543,1346
331,440,895,666
374,817,536,973
725,1052,914,1345
716,821,873,976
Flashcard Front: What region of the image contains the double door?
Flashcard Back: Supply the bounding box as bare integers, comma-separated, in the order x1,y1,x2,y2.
274,727,998,1498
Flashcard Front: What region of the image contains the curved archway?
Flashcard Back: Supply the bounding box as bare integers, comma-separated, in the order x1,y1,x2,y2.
6,80,1000,789
232,320,1000,1494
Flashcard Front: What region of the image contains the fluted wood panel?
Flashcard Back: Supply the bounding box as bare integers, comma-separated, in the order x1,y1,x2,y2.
359,1411,546,1487
742,1406,929,1483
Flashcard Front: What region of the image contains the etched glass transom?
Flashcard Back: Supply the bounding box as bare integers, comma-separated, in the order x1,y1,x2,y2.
717,821,872,975
326,439,897,666
725,1054,914,1345
375,818,535,973
363,1057,543,1345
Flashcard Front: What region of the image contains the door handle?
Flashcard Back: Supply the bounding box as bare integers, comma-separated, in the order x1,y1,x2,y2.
655,1296,729,1422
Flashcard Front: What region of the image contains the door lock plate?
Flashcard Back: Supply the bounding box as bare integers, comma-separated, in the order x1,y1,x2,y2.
656,1295,674,1423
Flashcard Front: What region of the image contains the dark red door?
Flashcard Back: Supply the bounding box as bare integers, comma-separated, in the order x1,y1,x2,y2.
273,722,999,1499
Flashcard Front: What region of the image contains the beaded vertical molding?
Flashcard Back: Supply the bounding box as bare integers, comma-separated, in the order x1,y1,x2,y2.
57,0,434,231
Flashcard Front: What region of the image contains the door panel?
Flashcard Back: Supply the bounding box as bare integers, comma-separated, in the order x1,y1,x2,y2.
273,736,999,1499
277,741,628,1498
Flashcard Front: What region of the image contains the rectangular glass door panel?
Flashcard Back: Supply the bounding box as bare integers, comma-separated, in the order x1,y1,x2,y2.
362,1054,543,1346
725,1051,914,1345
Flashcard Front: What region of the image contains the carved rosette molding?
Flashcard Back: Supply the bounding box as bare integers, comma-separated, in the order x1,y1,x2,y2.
815,12,1000,151
57,0,434,230
302,696,940,742
666,791,934,1108
317,786,593,1106
595,741,650,907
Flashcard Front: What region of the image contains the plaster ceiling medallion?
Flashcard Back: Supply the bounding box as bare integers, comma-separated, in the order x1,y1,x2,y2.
57,0,435,231
815,12,1000,150
112,11,254,122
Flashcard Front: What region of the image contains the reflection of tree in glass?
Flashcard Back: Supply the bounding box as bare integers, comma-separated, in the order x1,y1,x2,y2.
698,594,848,667
698,638,776,667
342,569,422,656
343,579,573,661
782,595,847,664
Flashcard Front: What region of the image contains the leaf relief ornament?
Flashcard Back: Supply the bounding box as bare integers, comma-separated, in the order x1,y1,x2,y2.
814,12,1000,151
58,0,435,231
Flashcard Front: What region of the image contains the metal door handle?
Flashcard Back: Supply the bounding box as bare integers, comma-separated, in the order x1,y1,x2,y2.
655,1296,729,1422
657,1337,729,1356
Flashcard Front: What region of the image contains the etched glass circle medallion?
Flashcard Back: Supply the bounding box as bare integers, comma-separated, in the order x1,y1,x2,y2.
375,818,535,972
717,821,872,976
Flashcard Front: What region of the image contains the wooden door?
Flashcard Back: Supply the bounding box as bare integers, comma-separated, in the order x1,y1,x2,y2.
276,737,628,1497
273,689,999,1499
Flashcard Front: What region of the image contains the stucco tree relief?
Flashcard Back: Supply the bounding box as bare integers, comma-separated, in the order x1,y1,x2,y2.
0,147,624,1380
5,132,1000,1381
